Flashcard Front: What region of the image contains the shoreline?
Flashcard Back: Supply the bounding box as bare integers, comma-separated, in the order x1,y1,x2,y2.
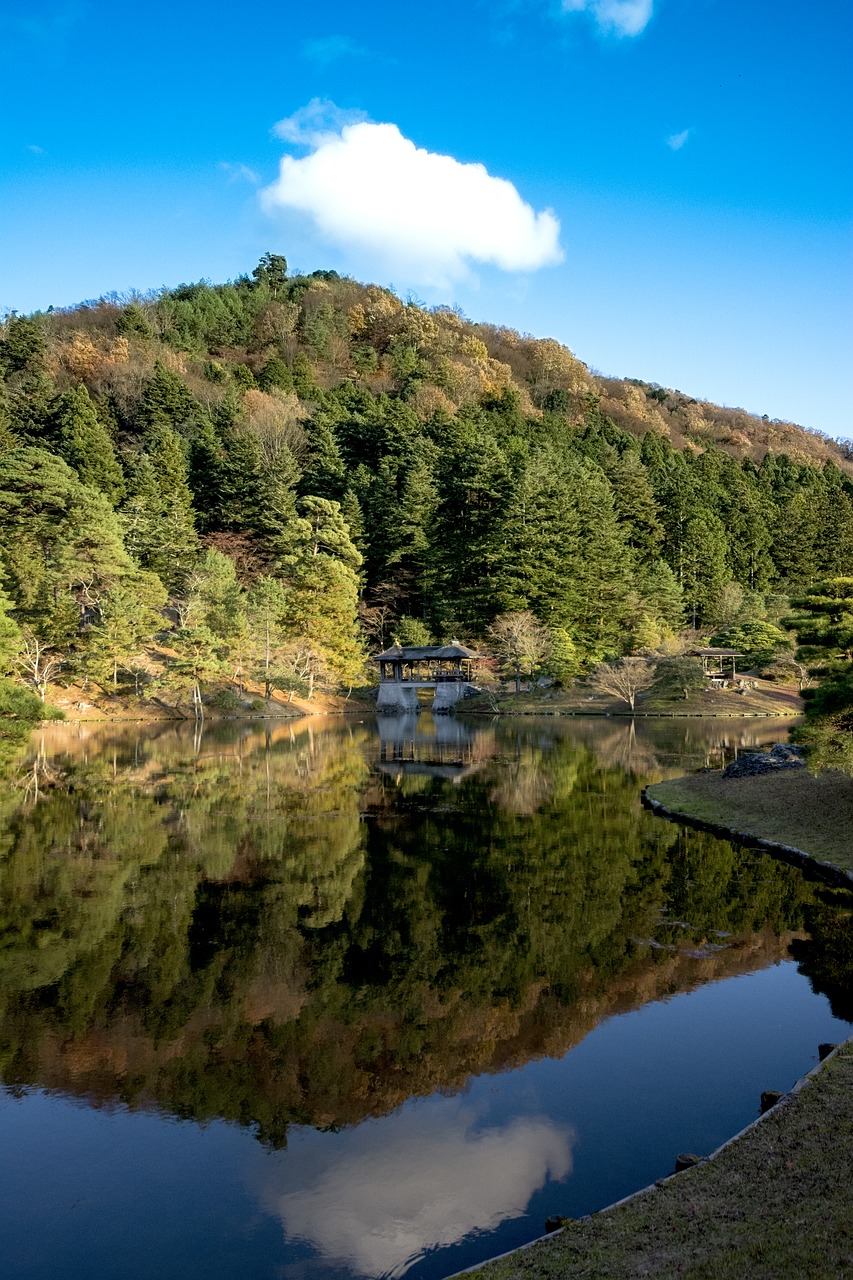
459,1035,853,1279
643,768,853,879
457,768,853,1278
26,705,799,726
642,787,853,889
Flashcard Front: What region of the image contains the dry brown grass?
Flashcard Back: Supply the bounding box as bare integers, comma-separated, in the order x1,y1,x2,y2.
647,770,853,871
474,1041,853,1280
464,678,803,719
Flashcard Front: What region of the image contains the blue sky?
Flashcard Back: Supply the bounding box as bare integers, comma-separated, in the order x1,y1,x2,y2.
1,0,851,435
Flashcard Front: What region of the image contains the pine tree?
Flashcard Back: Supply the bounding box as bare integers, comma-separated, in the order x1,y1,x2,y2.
139,362,203,437
0,447,134,643
277,498,366,687
0,585,21,672
81,572,167,689
428,426,513,632
680,513,730,628
121,448,199,591
608,451,663,562
51,383,125,504
246,575,291,697
300,414,348,501
188,418,225,532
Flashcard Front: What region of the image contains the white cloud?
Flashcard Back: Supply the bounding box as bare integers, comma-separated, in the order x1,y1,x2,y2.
561,0,653,37
261,108,563,286
249,1099,574,1277
272,97,367,148
218,161,260,184
667,129,690,151
301,34,367,65
26,143,45,154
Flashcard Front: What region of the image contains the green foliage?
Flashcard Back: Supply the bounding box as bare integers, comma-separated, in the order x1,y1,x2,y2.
793,714,853,775
277,497,366,686
257,357,294,393
711,620,789,669
0,586,21,672
0,316,46,375
252,252,288,295
651,656,706,702
50,383,125,503
394,616,433,647
3,260,853,712
79,573,167,691
788,578,853,723
116,303,153,339
210,687,243,711
0,718,838,1144
122,434,200,590
0,447,134,638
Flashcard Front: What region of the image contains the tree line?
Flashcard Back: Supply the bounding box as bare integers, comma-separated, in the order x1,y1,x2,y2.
1,254,852,726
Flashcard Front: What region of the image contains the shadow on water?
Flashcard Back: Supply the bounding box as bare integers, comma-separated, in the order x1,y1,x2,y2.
0,713,849,1279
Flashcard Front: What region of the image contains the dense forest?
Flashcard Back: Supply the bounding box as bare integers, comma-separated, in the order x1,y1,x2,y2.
1,254,852,731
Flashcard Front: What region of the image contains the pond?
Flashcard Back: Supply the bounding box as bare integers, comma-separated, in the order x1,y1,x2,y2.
0,713,850,1279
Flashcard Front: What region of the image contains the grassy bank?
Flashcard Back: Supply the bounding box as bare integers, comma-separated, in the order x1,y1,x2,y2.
646,770,853,873
469,1039,853,1280
463,679,803,719
40,680,373,722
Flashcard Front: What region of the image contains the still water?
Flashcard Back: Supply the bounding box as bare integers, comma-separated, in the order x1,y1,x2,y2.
0,713,850,1279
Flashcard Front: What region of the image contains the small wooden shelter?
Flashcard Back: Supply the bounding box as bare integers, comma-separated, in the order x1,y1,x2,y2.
373,642,480,713
693,647,743,688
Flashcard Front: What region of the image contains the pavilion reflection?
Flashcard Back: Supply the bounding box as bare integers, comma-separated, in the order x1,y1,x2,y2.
375,713,495,783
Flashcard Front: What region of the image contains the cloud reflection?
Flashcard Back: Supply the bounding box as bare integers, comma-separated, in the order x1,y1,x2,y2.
250,1098,574,1277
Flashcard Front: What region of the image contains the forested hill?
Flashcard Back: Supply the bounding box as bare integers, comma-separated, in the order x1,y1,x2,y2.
2,254,853,706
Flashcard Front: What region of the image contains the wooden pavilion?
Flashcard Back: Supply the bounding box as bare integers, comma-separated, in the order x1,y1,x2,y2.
693,647,744,688
373,642,480,713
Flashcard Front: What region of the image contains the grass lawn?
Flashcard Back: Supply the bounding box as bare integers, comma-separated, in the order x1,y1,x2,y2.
463,679,803,719
470,1040,853,1280
646,769,853,872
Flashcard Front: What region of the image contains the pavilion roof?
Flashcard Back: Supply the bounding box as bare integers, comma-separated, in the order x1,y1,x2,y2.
373,642,480,662
692,647,744,657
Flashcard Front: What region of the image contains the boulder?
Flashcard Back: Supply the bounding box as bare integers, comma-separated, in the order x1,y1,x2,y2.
722,744,805,779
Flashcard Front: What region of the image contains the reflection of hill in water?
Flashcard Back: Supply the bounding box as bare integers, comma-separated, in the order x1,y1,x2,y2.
0,715,847,1145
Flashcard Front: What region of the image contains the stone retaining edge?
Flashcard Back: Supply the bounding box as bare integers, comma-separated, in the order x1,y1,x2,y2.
450,1034,853,1278
641,791,853,890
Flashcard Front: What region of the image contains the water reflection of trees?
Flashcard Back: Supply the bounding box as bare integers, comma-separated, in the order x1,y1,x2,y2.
0,716,849,1147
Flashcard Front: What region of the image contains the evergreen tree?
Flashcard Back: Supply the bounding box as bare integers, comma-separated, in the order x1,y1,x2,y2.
679,512,730,628
256,357,294,393
300,414,348,501
608,450,663,562
815,466,853,577
81,573,167,690
187,418,226,532
139,362,203,437
634,560,685,635
165,624,226,718
0,316,46,375
0,585,21,672
246,575,292,698
428,426,514,632
122,450,199,592
278,498,366,687
0,448,133,642
183,549,246,641
51,384,125,504
772,488,822,586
